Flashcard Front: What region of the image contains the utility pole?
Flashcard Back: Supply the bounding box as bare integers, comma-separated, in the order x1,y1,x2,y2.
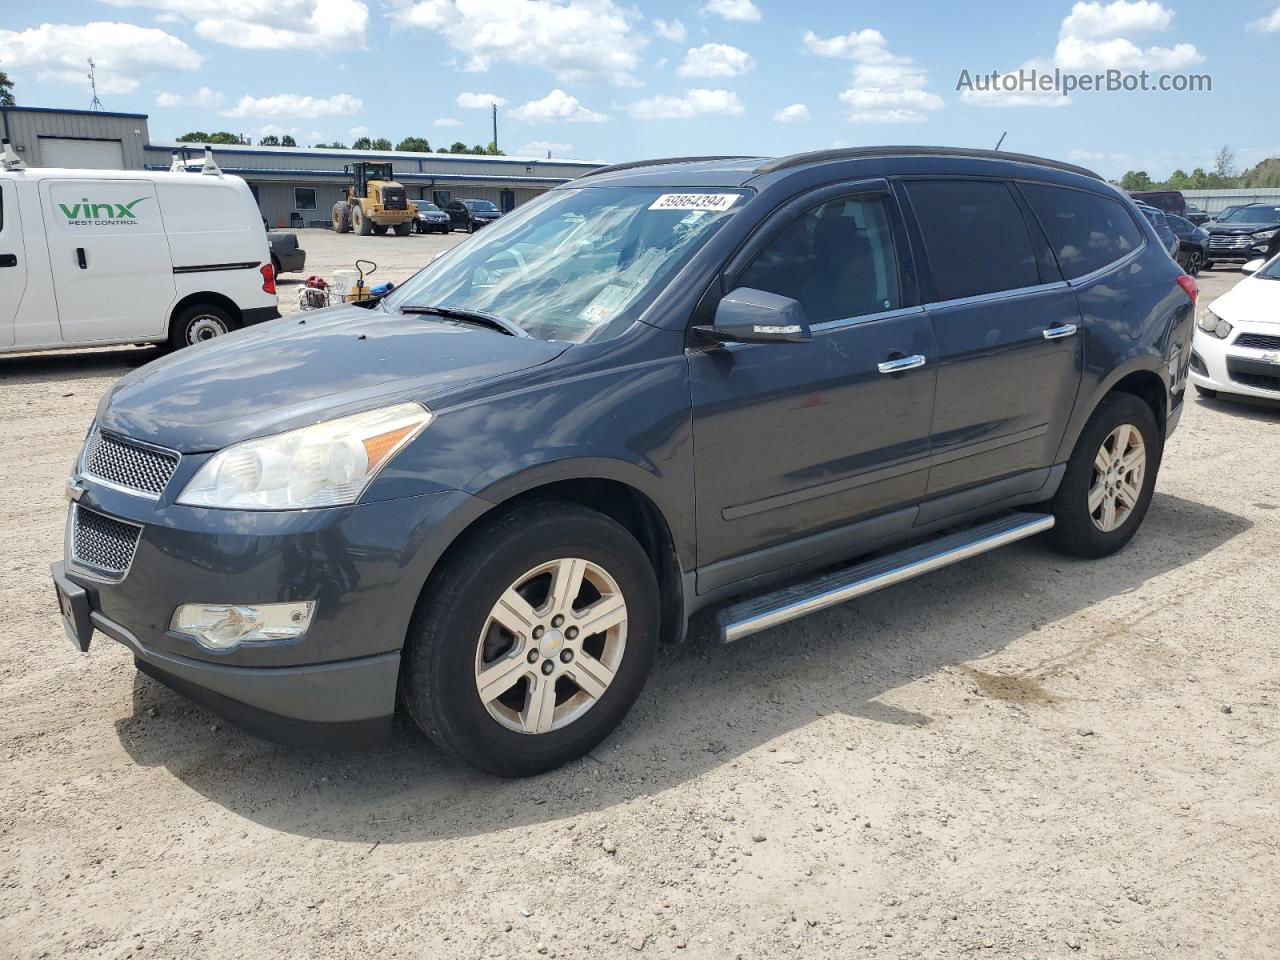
491,103,498,152
87,58,103,111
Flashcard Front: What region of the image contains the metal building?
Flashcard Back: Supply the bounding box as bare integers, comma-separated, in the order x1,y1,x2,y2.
1,105,602,228
1182,188,1280,216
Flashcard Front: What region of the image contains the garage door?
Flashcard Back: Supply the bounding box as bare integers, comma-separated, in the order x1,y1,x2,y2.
38,137,125,170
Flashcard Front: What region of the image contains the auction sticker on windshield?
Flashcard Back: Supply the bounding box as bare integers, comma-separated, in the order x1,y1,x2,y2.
648,193,741,212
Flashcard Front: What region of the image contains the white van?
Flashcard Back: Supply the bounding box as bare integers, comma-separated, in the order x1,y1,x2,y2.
0,144,279,354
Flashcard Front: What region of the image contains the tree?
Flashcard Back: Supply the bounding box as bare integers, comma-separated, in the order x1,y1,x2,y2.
351,136,373,150
1118,170,1154,191
396,136,431,152
259,134,280,146
370,137,392,151
0,64,14,107
281,134,297,147
313,141,347,149
176,131,246,145
1213,145,1235,179
448,141,469,153
484,141,505,156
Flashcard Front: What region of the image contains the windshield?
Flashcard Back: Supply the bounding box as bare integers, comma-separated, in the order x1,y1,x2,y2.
465,200,498,211
1222,205,1280,224
386,186,748,343
420,203,441,212
1256,254,1280,280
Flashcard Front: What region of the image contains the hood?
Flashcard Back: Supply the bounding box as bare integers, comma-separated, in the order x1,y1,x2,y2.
1209,275,1280,325
1209,222,1278,235
97,303,568,452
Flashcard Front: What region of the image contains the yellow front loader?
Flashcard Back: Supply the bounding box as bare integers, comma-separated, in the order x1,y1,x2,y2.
331,162,417,236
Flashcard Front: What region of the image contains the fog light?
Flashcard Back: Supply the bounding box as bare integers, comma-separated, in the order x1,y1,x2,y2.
170,601,315,651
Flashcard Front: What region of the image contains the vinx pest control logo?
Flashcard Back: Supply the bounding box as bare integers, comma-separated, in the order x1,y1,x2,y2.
57,196,150,226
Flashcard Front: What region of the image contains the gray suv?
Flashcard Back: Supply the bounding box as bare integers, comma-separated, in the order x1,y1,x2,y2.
52,147,1196,776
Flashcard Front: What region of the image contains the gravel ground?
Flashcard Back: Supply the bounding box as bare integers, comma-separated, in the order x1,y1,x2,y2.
1,264,1278,960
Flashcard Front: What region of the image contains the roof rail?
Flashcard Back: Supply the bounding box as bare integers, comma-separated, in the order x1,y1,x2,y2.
577,155,759,180
753,146,1102,181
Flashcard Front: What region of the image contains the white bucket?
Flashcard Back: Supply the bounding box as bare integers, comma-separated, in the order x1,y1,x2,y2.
330,269,359,299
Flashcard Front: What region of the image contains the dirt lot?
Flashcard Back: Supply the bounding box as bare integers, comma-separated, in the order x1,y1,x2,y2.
2,262,1278,960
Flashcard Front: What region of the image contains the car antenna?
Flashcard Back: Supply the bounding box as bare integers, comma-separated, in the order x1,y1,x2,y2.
993,131,1007,151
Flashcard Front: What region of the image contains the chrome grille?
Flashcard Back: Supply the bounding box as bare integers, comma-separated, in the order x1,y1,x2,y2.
1233,332,1280,350
1208,235,1253,250
71,506,142,579
82,429,178,498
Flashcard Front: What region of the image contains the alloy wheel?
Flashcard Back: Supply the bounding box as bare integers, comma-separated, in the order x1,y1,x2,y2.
474,557,628,735
1089,423,1146,532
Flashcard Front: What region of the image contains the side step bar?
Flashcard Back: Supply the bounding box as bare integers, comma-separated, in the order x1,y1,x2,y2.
718,511,1054,643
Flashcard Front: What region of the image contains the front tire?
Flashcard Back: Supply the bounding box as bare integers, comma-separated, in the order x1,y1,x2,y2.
352,205,372,236
393,221,412,236
1048,393,1161,559
401,501,660,777
169,303,235,350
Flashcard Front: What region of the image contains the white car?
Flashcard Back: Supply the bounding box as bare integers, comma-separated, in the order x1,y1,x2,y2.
1189,254,1280,401
0,142,279,354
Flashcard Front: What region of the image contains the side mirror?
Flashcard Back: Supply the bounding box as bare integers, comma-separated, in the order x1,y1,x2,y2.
694,287,812,345
1242,259,1265,275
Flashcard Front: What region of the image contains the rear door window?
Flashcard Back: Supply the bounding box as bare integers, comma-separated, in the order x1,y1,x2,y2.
904,179,1040,301
735,193,902,324
1020,183,1144,280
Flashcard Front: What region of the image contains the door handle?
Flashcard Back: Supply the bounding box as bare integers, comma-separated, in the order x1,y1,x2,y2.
76,247,87,269
1042,322,1078,340
0,253,16,268
877,354,927,374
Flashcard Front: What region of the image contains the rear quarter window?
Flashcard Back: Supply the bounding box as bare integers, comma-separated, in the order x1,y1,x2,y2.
1020,183,1144,280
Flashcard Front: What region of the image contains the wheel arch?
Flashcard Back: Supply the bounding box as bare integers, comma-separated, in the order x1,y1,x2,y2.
167,291,243,337
1056,356,1170,462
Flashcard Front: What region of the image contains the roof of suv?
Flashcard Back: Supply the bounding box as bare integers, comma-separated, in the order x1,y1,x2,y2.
576,146,1103,188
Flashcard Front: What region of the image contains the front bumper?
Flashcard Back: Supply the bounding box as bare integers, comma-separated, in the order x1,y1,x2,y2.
1189,326,1280,399
54,481,491,748
1207,237,1276,263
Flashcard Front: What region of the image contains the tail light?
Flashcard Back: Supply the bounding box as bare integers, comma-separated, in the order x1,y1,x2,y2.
1176,274,1198,305
261,263,276,295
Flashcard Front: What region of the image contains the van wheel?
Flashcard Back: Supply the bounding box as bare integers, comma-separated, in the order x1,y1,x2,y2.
1048,393,1161,559
401,500,660,777
170,304,235,349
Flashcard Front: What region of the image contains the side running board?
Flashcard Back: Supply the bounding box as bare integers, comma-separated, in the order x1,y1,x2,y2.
717,512,1054,643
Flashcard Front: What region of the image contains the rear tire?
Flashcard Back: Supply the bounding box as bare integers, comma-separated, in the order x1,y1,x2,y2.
1048,393,1161,559
169,303,236,350
270,255,281,279
331,202,351,234
372,223,389,236
401,500,660,777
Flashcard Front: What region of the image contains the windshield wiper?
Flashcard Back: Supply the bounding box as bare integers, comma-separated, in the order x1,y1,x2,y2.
398,304,528,337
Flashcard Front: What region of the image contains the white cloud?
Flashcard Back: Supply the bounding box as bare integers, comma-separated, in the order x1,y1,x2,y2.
627,88,744,120
509,89,608,123
773,102,809,122
349,125,370,137
220,93,363,118
433,117,463,126
392,0,646,86
653,18,686,42
0,21,201,94
260,123,302,137
155,86,224,108
1252,5,1280,31
103,0,369,50
457,91,507,108
701,0,760,23
518,140,574,156
805,29,942,123
676,43,755,78
963,1,1202,108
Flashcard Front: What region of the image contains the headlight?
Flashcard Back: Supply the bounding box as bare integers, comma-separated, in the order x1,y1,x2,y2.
1251,229,1278,240
1196,309,1232,340
171,601,315,650
177,402,433,509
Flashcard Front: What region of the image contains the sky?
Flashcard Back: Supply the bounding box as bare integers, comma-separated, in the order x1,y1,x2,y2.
1,0,1278,178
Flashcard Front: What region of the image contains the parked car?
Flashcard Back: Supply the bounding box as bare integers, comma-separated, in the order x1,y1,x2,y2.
267,231,306,276
1205,203,1280,269
446,198,503,232
413,201,451,234
0,145,278,352
1130,189,1185,217
1189,253,1280,401
1166,213,1209,275
52,147,1195,776
1184,203,1210,226
1136,203,1180,260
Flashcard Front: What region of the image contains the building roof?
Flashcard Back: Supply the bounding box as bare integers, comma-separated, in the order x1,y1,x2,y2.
150,139,603,167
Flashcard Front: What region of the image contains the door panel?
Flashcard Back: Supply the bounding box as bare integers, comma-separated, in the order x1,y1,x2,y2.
0,179,25,346
40,179,175,342
925,285,1083,494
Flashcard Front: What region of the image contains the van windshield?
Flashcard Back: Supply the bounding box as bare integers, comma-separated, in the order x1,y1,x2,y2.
386,186,748,342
